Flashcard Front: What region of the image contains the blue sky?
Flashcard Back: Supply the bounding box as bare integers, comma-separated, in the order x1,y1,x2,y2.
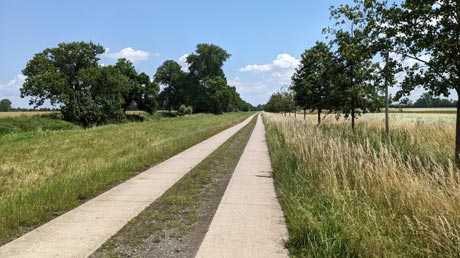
0,0,433,108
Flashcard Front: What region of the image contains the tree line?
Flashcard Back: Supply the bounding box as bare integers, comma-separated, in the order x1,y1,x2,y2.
20,42,251,127
266,0,460,165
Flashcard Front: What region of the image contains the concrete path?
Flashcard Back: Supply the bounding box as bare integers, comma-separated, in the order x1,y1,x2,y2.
0,115,255,258
195,114,289,258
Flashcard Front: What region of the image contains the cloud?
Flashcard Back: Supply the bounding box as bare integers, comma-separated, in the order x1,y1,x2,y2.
239,64,272,72
179,54,190,72
234,53,300,105
107,47,149,62
0,74,26,94
239,54,299,73
0,74,31,108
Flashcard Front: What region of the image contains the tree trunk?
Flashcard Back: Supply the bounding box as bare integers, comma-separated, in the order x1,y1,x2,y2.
294,110,297,118
384,51,390,137
317,108,322,125
304,109,306,120
351,108,355,132
456,93,460,167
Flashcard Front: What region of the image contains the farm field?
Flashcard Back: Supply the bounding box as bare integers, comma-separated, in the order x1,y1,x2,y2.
264,112,460,257
0,112,252,245
295,109,456,123
0,111,58,118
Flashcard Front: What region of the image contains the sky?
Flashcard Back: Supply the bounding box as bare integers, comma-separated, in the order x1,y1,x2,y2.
0,0,438,108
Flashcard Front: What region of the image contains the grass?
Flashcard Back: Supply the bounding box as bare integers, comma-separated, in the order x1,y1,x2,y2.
0,112,253,245
0,114,79,135
264,112,460,258
92,115,257,258
0,111,58,118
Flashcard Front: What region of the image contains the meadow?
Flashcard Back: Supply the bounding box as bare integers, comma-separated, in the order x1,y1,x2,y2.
264,112,460,257
0,112,252,245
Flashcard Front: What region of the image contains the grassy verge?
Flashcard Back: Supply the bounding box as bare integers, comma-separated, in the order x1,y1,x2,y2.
264,113,460,258
91,115,257,258
0,112,254,245
0,114,79,135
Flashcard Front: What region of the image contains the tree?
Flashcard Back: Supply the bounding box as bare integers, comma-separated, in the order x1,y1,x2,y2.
385,0,460,165
21,42,158,127
0,99,12,111
327,3,383,131
185,44,232,113
154,60,186,111
265,91,295,114
291,41,338,124
114,59,159,114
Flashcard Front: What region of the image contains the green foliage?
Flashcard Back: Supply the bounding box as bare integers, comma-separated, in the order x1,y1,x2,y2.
265,91,295,113
177,104,187,116
154,60,186,111
21,42,159,127
0,99,12,112
291,42,338,123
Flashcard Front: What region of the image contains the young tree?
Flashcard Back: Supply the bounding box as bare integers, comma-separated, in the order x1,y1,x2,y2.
385,0,460,165
291,41,338,125
327,3,383,131
0,99,12,111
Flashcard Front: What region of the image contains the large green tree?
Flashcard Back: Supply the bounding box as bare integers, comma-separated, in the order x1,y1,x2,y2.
114,58,158,114
154,60,186,111
21,42,158,127
291,41,338,124
184,44,235,114
0,99,12,111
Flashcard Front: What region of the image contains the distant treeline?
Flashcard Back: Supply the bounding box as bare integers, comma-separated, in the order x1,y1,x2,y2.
19,42,253,127
394,93,457,108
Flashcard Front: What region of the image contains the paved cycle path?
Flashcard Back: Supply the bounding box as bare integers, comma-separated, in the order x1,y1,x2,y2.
0,115,255,258
196,114,289,258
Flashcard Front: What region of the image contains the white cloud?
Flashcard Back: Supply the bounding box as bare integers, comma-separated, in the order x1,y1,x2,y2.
0,74,32,108
239,53,299,73
179,54,190,72
107,47,149,62
239,64,272,72
0,74,26,94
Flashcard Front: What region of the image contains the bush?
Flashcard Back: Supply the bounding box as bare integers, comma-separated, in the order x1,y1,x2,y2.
185,106,193,115
177,104,187,116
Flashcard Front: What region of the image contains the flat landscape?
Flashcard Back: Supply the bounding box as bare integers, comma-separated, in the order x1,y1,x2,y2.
264,111,460,257
0,112,252,245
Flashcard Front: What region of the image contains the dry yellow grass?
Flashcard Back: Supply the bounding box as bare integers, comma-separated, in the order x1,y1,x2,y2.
0,111,58,118
264,112,460,257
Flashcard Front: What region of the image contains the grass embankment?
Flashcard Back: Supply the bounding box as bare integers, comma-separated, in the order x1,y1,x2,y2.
264,113,460,257
0,112,253,245
92,115,257,258
0,115,78,135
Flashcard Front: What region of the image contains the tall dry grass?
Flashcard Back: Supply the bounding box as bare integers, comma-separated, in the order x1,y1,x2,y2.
264,113,460,257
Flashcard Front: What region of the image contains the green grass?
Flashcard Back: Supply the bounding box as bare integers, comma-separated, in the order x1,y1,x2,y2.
0,115,79,135
0,112,254,245
264,113,460,258
92,115,257,258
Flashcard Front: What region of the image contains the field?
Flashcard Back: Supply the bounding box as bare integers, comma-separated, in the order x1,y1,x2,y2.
0,111,58,118
264,112,460,257
0,112,252,245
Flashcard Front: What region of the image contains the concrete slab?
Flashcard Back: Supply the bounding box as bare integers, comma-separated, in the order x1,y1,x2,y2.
195,114,289,258
0,115,255,258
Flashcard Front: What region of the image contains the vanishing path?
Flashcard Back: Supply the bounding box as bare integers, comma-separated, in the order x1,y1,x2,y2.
196,114,289,258
0,115,255,258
